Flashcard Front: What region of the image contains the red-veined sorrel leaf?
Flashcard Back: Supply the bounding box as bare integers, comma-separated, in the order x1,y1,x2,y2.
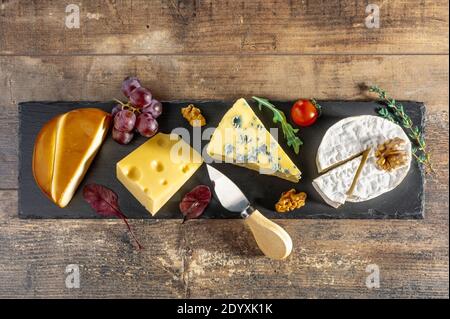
83,183,143,249
179,185,211,222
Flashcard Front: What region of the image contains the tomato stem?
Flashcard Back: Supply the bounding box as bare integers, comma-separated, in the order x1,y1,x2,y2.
311,99,322,117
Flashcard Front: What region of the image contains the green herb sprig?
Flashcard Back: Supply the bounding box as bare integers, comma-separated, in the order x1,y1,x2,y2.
252,96,303,154
369,85,434,173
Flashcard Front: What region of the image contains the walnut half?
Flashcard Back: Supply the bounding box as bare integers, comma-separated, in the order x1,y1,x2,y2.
375,137,408,172
181,104,206,127
275,189,307,213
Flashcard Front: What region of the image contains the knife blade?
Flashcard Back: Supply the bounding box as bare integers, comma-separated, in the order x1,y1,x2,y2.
206,164,293,260
206,164,250,215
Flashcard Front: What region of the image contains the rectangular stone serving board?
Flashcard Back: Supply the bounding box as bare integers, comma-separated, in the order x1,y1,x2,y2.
18,100,425,219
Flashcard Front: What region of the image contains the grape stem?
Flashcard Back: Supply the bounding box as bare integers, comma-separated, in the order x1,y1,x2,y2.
114,99,142,114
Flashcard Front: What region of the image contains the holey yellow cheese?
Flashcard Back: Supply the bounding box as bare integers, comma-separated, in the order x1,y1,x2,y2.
117,133,203,215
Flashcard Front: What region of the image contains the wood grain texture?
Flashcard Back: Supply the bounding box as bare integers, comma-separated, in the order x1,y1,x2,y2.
0,184,448,298
0,55,448,108
0,0,448,55
0,0,448,299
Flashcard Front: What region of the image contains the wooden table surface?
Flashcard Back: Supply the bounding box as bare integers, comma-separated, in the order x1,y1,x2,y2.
0,0,448,298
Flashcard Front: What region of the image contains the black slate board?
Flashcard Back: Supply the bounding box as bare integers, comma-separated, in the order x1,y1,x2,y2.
19,100,425,219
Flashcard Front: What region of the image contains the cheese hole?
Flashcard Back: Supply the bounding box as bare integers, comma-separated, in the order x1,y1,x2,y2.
156,138,167,147
181,164,190,173
151,160,164,172
160,179,168,186
127,167,141,181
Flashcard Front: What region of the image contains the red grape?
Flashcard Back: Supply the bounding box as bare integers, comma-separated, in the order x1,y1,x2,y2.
136,113,159,137
143,99,163,118
121,77,141,98
129,87,152,109
111,104,122,118
114,110,136,132
112,128,134,145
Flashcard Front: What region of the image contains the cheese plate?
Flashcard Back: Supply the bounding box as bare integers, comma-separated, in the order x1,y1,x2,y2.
19,100,425,219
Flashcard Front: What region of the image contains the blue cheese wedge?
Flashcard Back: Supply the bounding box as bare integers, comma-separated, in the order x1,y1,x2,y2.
207,98,301,182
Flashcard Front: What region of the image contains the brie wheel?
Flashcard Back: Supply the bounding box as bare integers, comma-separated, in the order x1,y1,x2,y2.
314,115,412,206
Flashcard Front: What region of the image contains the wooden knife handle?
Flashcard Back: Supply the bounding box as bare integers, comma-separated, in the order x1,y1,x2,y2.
244,210,293,260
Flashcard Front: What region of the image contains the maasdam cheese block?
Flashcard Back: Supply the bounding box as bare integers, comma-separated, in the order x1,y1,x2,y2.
117,133,203,215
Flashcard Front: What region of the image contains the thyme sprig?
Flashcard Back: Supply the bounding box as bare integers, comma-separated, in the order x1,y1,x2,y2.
252,96,303,154
369,86,434,173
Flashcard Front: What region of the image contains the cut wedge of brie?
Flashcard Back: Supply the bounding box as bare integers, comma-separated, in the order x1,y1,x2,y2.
314,115,411,207
33,108,111,207
207,98,301,182
313,156,363,208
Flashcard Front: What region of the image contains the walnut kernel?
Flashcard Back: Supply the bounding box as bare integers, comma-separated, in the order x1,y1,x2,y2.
181,104,206,127
275,189,307,213
375,137,408,172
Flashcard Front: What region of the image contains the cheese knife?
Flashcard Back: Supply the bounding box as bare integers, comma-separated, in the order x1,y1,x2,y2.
206,164,293,260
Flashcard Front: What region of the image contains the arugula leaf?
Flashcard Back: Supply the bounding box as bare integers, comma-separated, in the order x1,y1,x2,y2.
252,96,303,154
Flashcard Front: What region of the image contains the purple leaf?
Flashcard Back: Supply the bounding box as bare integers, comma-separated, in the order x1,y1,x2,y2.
83,184,143,250
179,185,211,222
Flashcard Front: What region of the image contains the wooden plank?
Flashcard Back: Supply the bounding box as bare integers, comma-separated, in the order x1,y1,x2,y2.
0,0,448,55
0,106,17,189
0,54,448,189
0,55,448,109
0,211,187,298
183,216,449,298
0,190,16,219
0,190,447,298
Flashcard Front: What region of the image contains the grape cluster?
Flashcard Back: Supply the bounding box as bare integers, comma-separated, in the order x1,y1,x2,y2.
111,77,163,144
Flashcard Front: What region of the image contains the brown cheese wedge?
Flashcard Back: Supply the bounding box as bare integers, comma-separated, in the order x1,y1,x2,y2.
32,108,111,207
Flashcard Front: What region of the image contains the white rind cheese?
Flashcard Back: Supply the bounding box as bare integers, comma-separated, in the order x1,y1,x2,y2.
312,156,362,208
348,155,410,202
316,115,410,173
314,115,412,207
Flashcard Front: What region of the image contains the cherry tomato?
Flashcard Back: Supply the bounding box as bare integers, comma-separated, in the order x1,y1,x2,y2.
291,99,319,127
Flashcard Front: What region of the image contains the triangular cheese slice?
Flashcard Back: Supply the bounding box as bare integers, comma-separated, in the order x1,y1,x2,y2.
313,148,371,208
33,108,111,207
207,98,301,182
312,156,363,208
